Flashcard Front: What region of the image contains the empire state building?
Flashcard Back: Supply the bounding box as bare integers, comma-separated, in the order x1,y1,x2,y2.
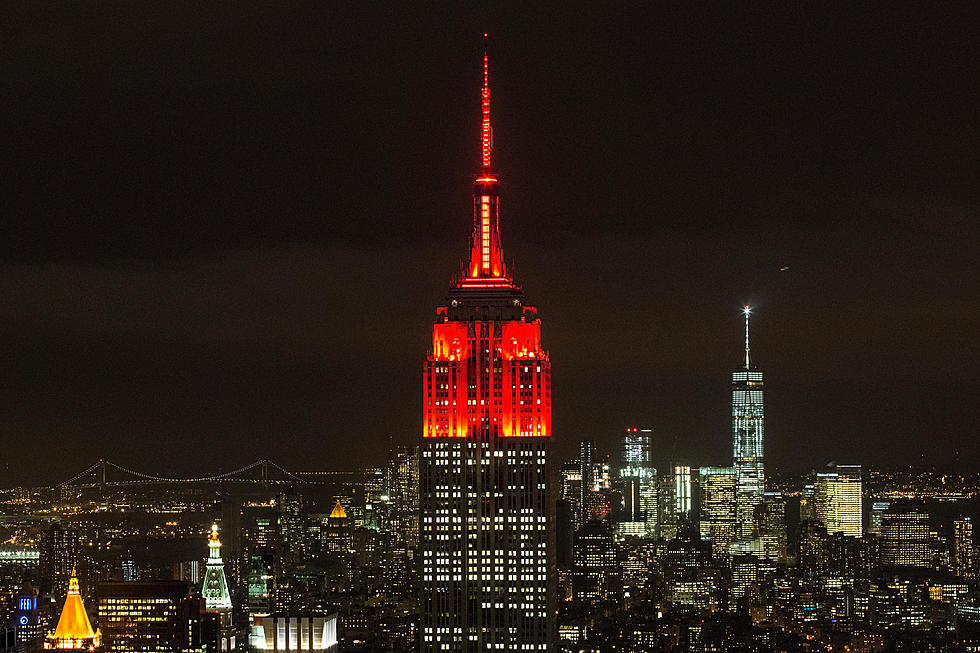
418,39,554,651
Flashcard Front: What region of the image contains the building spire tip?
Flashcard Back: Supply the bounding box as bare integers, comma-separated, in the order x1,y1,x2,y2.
480,35,492,172
743,305,752,369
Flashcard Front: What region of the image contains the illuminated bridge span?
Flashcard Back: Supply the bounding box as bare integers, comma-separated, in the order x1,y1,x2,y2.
60,458,303,487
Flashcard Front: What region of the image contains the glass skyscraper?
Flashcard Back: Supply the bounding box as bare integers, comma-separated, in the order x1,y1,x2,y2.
617,429,657,539
733,306,764,537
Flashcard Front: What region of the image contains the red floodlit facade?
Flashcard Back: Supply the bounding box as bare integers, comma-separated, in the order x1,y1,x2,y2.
421,44,552,442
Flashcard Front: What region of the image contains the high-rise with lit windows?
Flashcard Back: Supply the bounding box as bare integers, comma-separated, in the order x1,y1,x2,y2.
698,467,736,559
733,306,765,537
617,429,657,539
814,464,863,538
418,38,553,651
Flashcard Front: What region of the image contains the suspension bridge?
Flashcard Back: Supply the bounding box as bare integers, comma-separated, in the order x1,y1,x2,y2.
58,458,304,488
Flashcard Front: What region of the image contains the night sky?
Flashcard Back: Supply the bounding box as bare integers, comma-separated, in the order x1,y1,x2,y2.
2,4,978,487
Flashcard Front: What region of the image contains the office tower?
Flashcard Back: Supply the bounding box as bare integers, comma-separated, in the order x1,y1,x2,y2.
617,429,658,539
814,464,863,538
732,306,765,537
201,524,234,649
277,490,305,572
826,532,866,580
674,466,693,518
571,522,621,604
579,441,599,525
730,554,759,601
418,40,553,651
43,571,101,651
386,445,419,550
120,553,139,582
760,491,788,563
274,490,305,612
664,524,716,610
39,523,79,597
559,461,583,533
799,484,816,522
953,517,975,579
97,581,197,653
219,500,244,591
869,501,890,535
798,521,830,579
322,501,352,554
658,469,678,540
698,467,736,560
247,549,274,616
881,502,931,568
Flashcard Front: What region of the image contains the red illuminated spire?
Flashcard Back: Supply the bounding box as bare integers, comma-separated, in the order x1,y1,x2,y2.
481,33,492,172
466,35,506,281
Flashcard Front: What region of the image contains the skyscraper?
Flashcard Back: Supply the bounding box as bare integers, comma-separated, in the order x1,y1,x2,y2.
733,306,764,537
814,464,863,538
953,517,975,579
617,429,658,539
674,465,693,518
698,467,736,560
418,39,553,651
39,523,78,597
881,502,931,568
572,522,621,604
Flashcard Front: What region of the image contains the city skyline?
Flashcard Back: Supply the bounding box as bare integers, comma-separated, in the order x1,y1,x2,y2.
3,5,979,487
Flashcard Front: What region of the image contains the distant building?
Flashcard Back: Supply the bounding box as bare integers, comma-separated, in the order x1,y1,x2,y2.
733,307,765,538
387,445,419,549
201,524,235,650
698,467,736,560
97,581,198,653
617,429,658,539
798,521,830,579
247,548,274,616
43,570,101,651
869,501,890,535
572,521,621,604
674,465,693,518
39,523,78,597
953,517,975,579
881,502,931,568
249,615,338,652
814,464,863,538
760,491,788,563
322,501,351,554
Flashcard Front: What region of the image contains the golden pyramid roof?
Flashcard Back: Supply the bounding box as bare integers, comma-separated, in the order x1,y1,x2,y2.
329,500,347,519
49,571,100,646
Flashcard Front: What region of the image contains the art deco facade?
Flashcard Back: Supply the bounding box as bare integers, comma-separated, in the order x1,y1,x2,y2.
418,41,553,651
